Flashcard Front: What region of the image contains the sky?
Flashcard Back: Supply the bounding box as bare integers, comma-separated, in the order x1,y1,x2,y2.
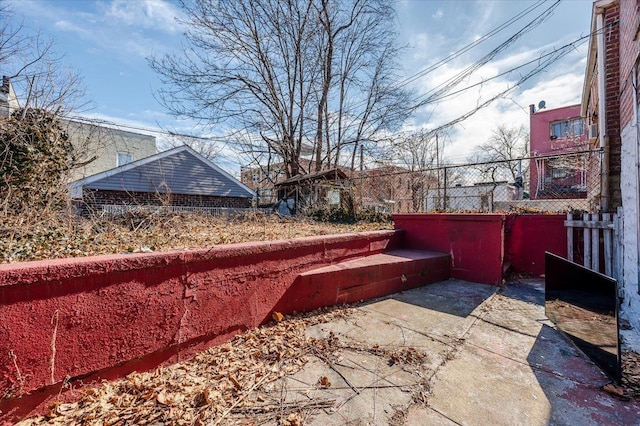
4,0,594,173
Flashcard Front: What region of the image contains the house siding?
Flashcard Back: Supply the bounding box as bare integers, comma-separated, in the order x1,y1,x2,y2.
65,120,157,182
83,150,253,199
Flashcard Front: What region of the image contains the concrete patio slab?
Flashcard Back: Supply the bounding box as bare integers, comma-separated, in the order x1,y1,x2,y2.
427,343,553,425
267,278,640,425
15,278,640,425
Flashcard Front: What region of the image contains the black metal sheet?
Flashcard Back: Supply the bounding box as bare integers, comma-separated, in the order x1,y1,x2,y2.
545,251,620,382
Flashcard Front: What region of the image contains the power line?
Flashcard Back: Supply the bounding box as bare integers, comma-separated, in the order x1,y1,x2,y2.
391,0,553,91
61,114,229,142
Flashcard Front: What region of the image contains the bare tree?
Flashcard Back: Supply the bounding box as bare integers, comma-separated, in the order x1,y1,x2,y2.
150,0,409,178
0,5,88,114
470,124,529,183
159,133,223,161
387,130,441,212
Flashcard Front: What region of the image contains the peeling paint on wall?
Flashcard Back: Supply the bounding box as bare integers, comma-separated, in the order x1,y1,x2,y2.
619,124,640,351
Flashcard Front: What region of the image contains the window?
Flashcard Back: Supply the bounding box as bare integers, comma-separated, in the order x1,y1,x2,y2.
550,118,585,139
117,152,133,166
551,167,570,179
327,190,340,206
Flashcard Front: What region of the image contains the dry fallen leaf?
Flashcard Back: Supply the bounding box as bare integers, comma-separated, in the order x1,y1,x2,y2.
602,383,626,398
228,374,242,390
318,376,331,388
281,412,303,426
194,389,211,407
272,311,284,322
156,390,169,405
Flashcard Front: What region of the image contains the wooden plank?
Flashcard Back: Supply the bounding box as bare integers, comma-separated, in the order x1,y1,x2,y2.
566,212,574,262
563,220,614,229
584,213,591,268
603,213,612,277
592,213,600,272
614,207,624,284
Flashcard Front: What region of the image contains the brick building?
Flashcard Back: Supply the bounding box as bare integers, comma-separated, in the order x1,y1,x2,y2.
352,166,438,214
579,0,640,361
613,0,640,353
581,0,621,211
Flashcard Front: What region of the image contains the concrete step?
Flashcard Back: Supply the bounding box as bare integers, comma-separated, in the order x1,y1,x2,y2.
275,249,451,314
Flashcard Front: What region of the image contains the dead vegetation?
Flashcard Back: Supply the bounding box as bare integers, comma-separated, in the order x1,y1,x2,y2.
0,210,390,264
17,306,431,425
622,350,640,399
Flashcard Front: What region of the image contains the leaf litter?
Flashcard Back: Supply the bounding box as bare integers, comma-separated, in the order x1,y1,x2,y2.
18,303,432,425
0,211,390,264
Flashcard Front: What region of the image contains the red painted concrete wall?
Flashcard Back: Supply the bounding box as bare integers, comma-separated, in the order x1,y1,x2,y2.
275,250,450,314
0,230,401,419
394,214,506,285
394,214,567,283
504,214,567,276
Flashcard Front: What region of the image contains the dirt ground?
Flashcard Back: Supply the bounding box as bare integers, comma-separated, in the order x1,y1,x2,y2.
0,211,391,264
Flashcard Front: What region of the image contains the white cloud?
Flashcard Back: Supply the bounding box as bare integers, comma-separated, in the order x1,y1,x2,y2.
432,9,444,20
102,0,183,34
12,0,183,61
54,20,93,38
404,42,588,163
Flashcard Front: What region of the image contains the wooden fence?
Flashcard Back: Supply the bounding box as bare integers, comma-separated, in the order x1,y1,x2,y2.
564,210,623,280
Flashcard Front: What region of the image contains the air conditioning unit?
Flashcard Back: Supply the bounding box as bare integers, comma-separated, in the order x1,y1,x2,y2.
588,124,598,141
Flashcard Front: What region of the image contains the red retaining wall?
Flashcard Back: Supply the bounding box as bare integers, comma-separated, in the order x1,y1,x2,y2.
0,230,401,420
394,214,506,285
505,214,568,276
275,250,450,314
393,214,567,284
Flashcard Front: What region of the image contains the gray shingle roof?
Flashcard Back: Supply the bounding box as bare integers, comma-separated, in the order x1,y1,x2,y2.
71,146,255,199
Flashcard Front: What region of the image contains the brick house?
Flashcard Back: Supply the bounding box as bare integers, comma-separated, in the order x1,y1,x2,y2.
352,165,437,214
581,0,622,212
582,0,640,356
70,145,255,212
528,104,594,202
613,0,640,353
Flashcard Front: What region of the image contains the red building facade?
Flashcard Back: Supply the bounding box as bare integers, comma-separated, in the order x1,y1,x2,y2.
528,104,590,200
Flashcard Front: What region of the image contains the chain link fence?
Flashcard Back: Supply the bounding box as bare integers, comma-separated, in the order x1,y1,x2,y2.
349,150,601,214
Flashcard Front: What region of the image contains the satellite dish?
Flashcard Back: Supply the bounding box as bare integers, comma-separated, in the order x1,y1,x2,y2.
538,100,546,110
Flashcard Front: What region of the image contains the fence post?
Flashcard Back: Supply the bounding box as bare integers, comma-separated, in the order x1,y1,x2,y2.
443,167,448,211
615,207,624,289
566,212,574,262
584,213,591,268
603,212,613,277
591,213,600,272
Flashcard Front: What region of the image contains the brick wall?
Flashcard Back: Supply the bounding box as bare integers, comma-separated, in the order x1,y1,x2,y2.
619,0,639,129
83,189,252,209
604,4,622,209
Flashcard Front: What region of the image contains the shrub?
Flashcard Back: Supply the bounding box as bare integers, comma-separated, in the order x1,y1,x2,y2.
0,109,73,214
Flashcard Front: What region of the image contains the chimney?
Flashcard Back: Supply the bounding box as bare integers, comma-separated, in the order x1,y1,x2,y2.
529,104,535,115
